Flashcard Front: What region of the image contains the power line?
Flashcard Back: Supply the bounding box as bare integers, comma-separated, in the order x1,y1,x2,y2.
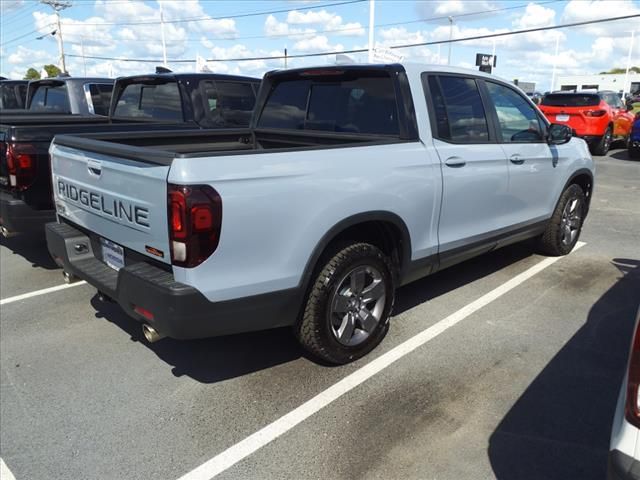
60,0,366,27
64,13,640,64
0,24,56,47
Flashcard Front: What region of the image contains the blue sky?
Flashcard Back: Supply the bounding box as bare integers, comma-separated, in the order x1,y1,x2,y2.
1,0,639,91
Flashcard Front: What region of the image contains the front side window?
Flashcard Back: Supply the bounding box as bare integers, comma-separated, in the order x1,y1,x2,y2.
427,75,489,143
88,83,114,116
258,72,399,135
486,82,544,143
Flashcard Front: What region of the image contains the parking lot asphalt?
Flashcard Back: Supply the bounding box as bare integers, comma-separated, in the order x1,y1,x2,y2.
1,147,639,480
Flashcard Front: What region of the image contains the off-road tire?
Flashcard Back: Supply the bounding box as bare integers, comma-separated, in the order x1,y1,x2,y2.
537,184,586,256
296,242,395,365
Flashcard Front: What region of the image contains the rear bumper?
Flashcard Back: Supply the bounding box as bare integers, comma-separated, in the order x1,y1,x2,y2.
45,221,300,340
608,450,640,480
580,134,603,146
0,190,55,234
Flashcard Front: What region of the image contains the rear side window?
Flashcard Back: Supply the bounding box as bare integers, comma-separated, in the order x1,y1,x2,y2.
201,81,256,127
29,85,70,112
426,75,489,143
541,94,599,107
87,83,113,116
114,81,182,121
258,73,399,135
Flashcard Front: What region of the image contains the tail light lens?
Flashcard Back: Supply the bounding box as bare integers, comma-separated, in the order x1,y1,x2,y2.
6,143,37,190
168,184,222,268
625,318,640,428
584,110,606,117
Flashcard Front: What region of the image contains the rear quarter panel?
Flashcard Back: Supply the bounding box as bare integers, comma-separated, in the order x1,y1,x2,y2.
168,141,441,302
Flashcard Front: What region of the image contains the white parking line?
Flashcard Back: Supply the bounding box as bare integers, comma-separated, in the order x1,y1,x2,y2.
1,458,17,480
177,241,586,480
0,281,87,306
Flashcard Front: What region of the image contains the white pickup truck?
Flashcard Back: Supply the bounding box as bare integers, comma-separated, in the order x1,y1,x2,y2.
46,63,594,364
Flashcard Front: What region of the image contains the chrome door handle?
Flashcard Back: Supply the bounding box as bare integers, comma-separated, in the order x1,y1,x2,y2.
510,155,525,165
445,156,466,168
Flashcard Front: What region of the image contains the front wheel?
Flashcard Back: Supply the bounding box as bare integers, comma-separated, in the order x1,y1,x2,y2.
296,242,395,365
537,184,586,256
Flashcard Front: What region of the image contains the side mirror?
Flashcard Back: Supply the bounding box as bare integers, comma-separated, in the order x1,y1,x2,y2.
547,123,572,145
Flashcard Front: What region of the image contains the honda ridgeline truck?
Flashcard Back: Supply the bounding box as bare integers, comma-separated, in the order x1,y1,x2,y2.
46,64,594,364
0,72,260,236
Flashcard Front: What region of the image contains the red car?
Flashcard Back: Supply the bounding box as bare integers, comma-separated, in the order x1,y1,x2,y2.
539,91,635,155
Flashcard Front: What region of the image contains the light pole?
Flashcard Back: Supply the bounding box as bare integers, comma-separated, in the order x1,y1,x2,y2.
447,16,454,65
40,0,71,74
159,1,168,67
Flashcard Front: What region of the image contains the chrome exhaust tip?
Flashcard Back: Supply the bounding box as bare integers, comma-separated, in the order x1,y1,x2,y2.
0,226,17,238
142,324,165,343
62,271,78,284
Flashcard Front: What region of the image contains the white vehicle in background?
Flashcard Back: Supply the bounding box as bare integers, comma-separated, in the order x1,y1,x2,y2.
609,307,640,480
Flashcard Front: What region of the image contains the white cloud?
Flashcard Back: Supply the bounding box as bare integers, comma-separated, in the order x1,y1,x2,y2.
293,35,344,52
0,1,25,16
562,0,640,37
416,0,497,19
513,3,556,29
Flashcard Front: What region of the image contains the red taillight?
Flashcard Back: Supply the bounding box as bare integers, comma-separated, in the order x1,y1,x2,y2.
584,110,606,117
6,143,37,190
625,318,640,428
134,305,154,321
167,184,222,268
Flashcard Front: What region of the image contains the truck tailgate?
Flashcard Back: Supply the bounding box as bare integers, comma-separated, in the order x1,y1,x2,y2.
50,142,171,265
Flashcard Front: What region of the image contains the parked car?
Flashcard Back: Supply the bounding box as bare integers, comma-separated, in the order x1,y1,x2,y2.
0,80,28,110
629,113,640,159
539,91,635,155
46,63,594,365
0,71,260,236
608,307,640,480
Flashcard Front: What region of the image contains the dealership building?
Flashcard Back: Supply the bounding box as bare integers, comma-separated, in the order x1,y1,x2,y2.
555,72,640,94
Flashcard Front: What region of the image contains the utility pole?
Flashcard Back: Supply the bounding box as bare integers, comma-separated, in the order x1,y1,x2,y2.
159,1,168,67
40,0,71,74
623,30,636,95
550,32,560,92
368,0,375,62
447,16,454,65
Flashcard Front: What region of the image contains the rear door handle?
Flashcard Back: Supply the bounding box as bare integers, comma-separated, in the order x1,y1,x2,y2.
445,156,466,168
510,154,525,165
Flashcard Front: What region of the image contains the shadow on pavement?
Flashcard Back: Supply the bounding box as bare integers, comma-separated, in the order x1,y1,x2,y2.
610,149,639,162
0,232,59,270
88,242,536,383
90,294,304,383
488,258,640,480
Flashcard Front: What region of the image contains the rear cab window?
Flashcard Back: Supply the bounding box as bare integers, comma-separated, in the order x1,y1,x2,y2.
113,80,183,121
200,80,257,127
29,83,70,112
257,70,400,136
0,83,27,109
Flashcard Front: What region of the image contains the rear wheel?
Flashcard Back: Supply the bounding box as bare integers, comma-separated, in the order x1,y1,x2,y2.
538,184,586,256
296,242,395,365
592,126,612,156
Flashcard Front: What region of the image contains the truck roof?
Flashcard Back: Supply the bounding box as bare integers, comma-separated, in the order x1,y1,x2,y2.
29,77,114,85
115,73,261,84
267,62,515,86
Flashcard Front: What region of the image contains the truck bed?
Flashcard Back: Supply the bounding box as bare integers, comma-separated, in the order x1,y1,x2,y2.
52,128,406,165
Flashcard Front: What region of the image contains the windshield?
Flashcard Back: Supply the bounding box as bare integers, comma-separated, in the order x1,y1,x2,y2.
541,94,600,107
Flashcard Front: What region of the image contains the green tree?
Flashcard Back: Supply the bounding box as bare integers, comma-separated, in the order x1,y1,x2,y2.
599,66,640,74
24,68,40,80
43,64,61,77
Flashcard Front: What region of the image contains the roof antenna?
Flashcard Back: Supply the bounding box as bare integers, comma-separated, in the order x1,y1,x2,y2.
155,66,173,74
